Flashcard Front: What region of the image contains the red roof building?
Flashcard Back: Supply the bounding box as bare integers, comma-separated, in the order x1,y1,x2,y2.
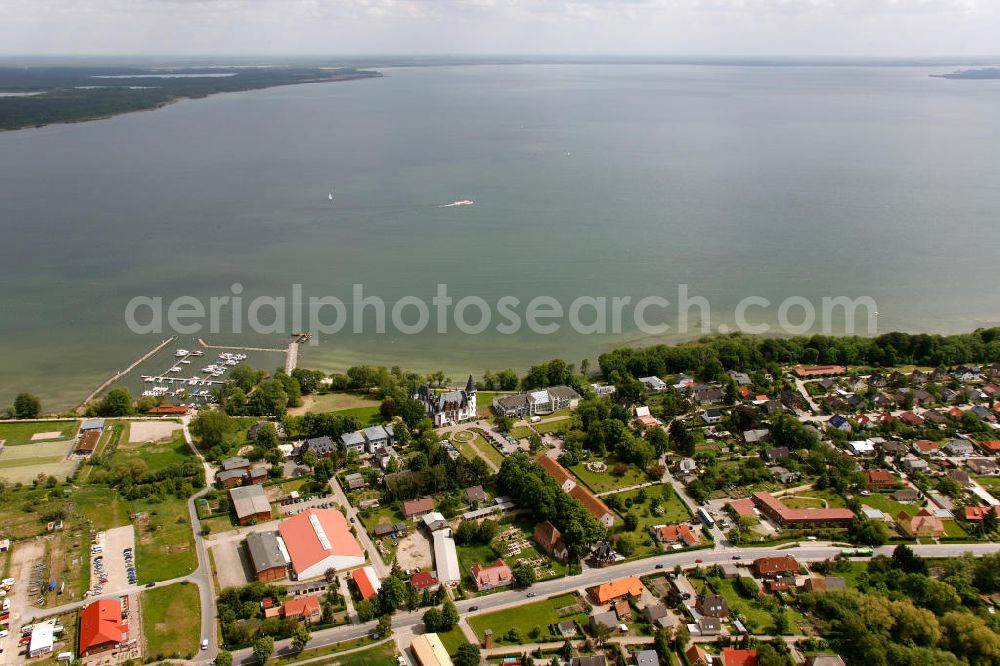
793,365,846,378
591,577,645,605
864,469,895,490
147,405,190,415
751,556,800,577
978,440,1000,453
79,599,128,657
723,648,759,666
403,498,435,518
964,506,1000,521
278,508,364,580
751,492,855,527
409,571,440,590
470,559,513,591
652,524,700,546
282,595,321,621
351,566,381,601
536,455,577,492
727,498,757,519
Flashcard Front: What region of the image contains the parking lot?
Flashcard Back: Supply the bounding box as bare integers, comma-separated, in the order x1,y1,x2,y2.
91,526,137,597
210,540,255,589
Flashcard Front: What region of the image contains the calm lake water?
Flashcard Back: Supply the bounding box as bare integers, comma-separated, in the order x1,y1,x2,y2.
2,64,1000,410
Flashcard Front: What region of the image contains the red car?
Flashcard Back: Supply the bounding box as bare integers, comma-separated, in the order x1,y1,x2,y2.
695,558,704,563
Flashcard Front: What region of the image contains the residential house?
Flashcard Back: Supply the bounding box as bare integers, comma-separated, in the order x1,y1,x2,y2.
899,411,924,426
556,620,578,637
964,506,1000,521
696,593,729,618
805,656,846,666
968,458,999,475
865,469,896,490
892,488,921,502
945,439,975,456
639,376,667,392
686,645,711,666
751,556,799,577
340,431,366,454
769,466,798,484
763,447,790,462
803,577,846,592
901,457,929,474
614,600,632,622
303,436,337,458
722,649,759,666
701,408,723,425
403,498,435,519
409,571,440,591
344,473,367,491
743,429,770,444
651,524,700,547
494,385,581,418
642,603,673,628
463,486,488,506
589,611,619,633
282,595,321,622
591,577,644,605
230,485,272,526
947,469,971,486
692,384,724,404
827,415,851,432
913,440,941,456
695,616,722,635
634,650,659,666
897,508,945,538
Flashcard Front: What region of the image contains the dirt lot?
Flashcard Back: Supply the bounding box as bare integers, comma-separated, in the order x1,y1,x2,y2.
128,421,182,443
394,532,432,572
93,526,137,596
210,540,255,589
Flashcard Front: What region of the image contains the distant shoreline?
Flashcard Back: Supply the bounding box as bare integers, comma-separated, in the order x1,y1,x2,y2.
0,67,381,132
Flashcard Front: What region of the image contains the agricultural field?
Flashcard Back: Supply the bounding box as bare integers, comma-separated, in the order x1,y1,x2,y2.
142,582,202,660
468,593,589,644
133,496,198,583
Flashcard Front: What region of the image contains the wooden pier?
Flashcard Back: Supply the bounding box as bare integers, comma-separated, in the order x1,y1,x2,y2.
77,336,177,413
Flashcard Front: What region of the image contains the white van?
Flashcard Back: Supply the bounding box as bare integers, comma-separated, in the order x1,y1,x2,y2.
1,578,15,587
201,639,209,650
57,652,74,662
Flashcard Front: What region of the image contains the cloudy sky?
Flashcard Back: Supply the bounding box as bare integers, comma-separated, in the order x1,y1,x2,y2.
1,0,997,57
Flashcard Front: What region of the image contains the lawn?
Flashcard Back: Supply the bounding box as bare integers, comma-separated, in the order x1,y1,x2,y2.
142,582,202,660
111,432,192,473
611,485,692,533
329,642,397,666
459,431,504,469
477,392,514,417
0,438,76,484
457,542,500,588
468,593,588,644
942,520,969,538
696,577,806,635
334,405,385,426
570,456,649,494
74,485,131,530
779,488,846,510
975,476,1000,488
437,627,472,656
0,420,78,446
859,492,917,518
287,391,382,416
533,420,570,435
509,426,534,439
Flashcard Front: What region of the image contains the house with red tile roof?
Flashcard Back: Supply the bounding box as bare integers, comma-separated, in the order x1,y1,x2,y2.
282,595,321,621
751,556,800,577
591,577,645,605
864,469,896,490
409,571,440,591
897,508,945,538
470,559,513,591
723,648,759,666
79,599,128,657
651,524,700,547
793,365,846,378
569,485,615,527
727,498,757,519
403,497,435,518
978,440,1000,453
912,440,941,455
964,506,1000,521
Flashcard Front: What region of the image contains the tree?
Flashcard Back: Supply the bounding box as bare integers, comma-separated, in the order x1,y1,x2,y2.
455,643,481,666
892,544,928,575
647,427,669,456
215,651,233,666
623,513,639,532
96,387,133,416
668,420,695,457
291,625,311,653
422,607,443,632
355,599,376,622
376,614,393,638
440,600,459,630
378,575,407,613
12,393,41,418
849,518,888,546
512,562,537,588
252,635,274,664
190,409,235,448
593,622,611,647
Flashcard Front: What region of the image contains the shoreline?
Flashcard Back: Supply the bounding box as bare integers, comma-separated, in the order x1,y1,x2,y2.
0,70,381,132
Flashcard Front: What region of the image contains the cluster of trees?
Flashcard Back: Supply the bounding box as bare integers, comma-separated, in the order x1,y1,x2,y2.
89,458,204,502
497,454,606,556
598,329,1000,383
801,547,1000,664
479,369,520,391
521,359,577,390
221,367,302,418
217,583,324,648
89,387,134,417
558,399,666,471
381,433,492,502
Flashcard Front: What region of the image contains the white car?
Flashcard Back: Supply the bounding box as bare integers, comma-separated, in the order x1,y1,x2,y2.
0,630,8,638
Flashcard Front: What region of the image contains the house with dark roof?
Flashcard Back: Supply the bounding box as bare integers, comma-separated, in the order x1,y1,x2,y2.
751,556,799,577
534,521,569,561
415,376,478,426
696,593,728,618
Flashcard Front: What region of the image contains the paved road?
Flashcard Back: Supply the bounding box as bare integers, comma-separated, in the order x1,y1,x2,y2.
229,540,1000,664
327,475,390,578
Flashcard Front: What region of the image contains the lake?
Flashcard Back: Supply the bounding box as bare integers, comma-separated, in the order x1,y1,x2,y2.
2,64,1000,410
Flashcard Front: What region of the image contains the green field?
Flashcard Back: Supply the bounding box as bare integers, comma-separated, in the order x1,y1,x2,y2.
975,476,1000,488
288,391,382,416
142,582,202,660
0,438,76,484
437,627,472,656
134,496,198,583
468,593,588,643
570,456,649,494
695,577,806,635
329,642,397,666
859,492,918,519
111,432,191,473
611,485,692,533
0,420,78,446
509,426,534,439
74,485,131,530
461,431,504,468
533,420,570,435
